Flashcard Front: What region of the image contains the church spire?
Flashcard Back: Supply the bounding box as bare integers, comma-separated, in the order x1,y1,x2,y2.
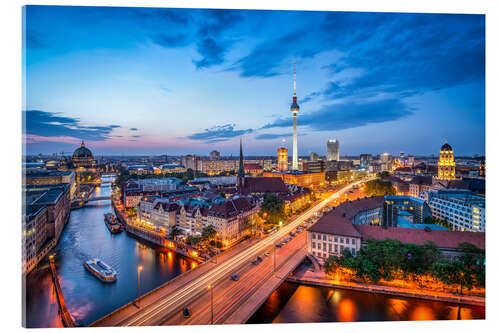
238,138,245,192
81,139,85,148
238,138,244,175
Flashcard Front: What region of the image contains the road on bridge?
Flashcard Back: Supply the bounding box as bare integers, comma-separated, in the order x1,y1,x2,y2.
91,177,374,327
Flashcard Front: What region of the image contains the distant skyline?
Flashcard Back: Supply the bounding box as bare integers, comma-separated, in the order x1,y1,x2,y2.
23,6,485,157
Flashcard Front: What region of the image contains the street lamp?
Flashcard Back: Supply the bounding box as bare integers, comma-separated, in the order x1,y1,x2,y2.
137,265,143,302
207,284,214,324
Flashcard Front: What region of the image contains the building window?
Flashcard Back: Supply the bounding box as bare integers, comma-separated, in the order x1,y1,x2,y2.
340,238,344,244
346,238,350,245
335,244,338,253
312,233,316,239
312,242,316,249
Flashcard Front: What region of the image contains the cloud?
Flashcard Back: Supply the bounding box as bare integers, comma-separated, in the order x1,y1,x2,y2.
300,92,321,104
233,31,307,78
192,10,243,69
187,123,253,143
131,135,141,138
23,110,120,141
230,11,484,103
148,8,244,70
261,99,412,132
130,127,138,131
152,33,191,48
255,133,293,140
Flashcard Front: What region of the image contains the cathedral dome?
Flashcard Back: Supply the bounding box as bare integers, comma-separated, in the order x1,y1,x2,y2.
73,140,93,158
440,143,452,151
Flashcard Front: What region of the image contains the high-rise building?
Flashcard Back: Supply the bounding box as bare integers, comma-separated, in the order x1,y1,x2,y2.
290,63,300,170
209,150,220,160
437,142,456,180
380,153,389,163
360,154,373,168
310,152,319,161
277,146,288,172
408,155,415,167
326,139,340,161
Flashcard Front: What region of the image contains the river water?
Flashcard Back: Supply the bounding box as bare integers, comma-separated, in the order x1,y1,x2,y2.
24,176,196,328
248,281,485,323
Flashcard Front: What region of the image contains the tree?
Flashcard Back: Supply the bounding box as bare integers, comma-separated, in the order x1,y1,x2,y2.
259,194,285,225
324,255,343,275
378,171,390,179
219,192,226,199
170,226,183,238
186,235,200,247
201,225,217,243
364,179,396,196
431,259,474,295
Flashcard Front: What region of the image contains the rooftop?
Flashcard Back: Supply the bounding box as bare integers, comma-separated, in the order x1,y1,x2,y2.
356,224,484,250
308,196,384,236
24,170,74,178
241,177,288,194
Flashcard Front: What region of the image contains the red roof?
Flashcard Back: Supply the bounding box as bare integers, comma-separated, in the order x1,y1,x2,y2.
208,196,255,218
356,225,485,250
308,196,384,237
241,177,288,194
244,163,263,171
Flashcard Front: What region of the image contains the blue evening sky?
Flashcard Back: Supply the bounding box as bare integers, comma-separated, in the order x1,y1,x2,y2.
23,6,485,157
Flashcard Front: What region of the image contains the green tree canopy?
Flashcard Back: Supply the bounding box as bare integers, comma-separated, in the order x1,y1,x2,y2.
260,194,285,225
201,225,217,242
364,179,396,196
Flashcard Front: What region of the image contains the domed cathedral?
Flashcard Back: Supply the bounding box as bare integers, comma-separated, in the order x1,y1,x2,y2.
437,142,456,180
73,140,95,168
72,140,99,183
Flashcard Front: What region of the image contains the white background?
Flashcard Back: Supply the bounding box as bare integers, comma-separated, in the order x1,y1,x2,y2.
1,0,498,332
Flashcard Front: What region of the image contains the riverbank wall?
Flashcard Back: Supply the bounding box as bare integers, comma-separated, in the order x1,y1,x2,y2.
286,275,485,307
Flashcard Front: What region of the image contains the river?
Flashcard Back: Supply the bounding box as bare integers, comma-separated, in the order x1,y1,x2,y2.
248,281,485,323
24,176,196,328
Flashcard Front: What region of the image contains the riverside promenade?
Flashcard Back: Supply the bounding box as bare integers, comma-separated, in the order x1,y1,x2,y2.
286,265,485,307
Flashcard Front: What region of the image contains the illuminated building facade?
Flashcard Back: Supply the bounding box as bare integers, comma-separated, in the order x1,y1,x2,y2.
278,146,288,172
479,157,485,177
327,139,340,161
425,189,485,232
437,142,456,180
262,171,325,188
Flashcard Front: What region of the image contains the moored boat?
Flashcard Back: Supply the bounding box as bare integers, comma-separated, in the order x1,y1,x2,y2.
84,258,117,283
104,213,122,234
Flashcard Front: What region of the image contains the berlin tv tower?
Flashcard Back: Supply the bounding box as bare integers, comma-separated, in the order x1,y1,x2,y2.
290,62,300,170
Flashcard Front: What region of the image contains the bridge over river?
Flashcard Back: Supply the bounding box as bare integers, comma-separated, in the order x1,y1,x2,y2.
90,178,373,327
